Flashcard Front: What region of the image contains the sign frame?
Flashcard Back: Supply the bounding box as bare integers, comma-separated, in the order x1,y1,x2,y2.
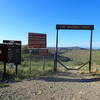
54,24,94,73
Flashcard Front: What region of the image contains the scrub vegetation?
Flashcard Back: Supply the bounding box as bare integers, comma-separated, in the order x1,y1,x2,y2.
0,45,100,82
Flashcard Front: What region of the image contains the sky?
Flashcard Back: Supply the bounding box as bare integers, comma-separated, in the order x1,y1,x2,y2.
0,0,100,48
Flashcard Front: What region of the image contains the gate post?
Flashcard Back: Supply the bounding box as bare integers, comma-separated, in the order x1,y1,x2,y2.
54,29,58,72
89,30,93,73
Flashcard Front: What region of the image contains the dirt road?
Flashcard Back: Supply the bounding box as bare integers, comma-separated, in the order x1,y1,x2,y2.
0,71,100,100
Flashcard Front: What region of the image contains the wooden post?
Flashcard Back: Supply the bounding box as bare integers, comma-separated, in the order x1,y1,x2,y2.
3,62,6,80
15,64,18,75
89,30,93,73
43,56,45,71
29,50,32,74
54,29,58,72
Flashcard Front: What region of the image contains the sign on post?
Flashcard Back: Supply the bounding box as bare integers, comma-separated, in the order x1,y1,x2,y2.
56,24,94,30
0,44,8,62
28,33,47,48
28,32,47,73
31,49,48,56
3,40,21,64
39,49,48,56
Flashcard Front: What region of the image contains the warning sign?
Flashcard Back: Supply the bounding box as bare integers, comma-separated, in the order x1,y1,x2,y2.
28,33,47,48
30,49,48,56
39,49,48,56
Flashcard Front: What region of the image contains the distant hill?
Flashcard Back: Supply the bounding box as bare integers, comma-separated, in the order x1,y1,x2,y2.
48,46,88,50
22,45,100,53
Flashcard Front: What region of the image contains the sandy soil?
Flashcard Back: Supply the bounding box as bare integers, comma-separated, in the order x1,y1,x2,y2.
0,71,100,100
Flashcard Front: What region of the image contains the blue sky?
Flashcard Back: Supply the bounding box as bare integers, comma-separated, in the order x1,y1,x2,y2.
0,0,100,48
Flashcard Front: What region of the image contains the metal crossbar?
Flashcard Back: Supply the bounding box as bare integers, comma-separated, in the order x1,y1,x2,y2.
57,59,89,70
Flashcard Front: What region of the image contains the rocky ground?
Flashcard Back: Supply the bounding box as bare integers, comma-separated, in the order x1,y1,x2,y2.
0,71,100,100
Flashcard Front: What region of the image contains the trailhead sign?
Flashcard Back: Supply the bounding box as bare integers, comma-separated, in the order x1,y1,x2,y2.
3,40,21,64
31,49,48,56
56,24,94,30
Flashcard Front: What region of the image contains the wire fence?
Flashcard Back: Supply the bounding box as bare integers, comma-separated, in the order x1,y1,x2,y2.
0,47,100,81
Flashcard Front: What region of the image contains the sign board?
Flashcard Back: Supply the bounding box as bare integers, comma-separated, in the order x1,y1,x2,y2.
31,49,39,56
3,40,21,64
31,49,48,56
0,44,8,62
28,33,46,48
56,24,94,30
39,49,48,56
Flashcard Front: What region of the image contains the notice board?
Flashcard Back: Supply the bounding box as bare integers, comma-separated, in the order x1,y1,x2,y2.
3,40,21,64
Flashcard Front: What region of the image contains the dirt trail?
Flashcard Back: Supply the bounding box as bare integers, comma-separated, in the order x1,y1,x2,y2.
0,71,100,100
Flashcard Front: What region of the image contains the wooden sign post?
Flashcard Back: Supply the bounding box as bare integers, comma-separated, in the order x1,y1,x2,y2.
28,32,47,73
29,49,32,73
39,49,48,71
0,44,8,80
3,40,21,75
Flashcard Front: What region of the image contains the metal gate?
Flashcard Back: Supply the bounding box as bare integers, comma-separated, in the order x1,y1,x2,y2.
54,24,94,73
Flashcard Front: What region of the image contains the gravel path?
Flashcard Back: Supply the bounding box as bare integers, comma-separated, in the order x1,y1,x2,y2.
0,71,100,100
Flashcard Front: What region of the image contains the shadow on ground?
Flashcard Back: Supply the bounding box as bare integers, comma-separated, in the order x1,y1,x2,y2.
0,71,100,84
36,77,100,83
33,71,100,83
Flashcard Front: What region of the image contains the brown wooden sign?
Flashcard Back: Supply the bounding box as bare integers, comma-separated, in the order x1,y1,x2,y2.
3,40,21,64
39,49,48,56
0,44,8,62
28,33,46,48
56,24,94,30
31,49,48,56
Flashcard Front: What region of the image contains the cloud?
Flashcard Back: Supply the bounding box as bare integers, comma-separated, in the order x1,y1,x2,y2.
92,42,100,48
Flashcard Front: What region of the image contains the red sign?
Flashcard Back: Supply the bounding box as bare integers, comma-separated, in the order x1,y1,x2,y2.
0,44,8,62
39,49,48,56
28,33,46,48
